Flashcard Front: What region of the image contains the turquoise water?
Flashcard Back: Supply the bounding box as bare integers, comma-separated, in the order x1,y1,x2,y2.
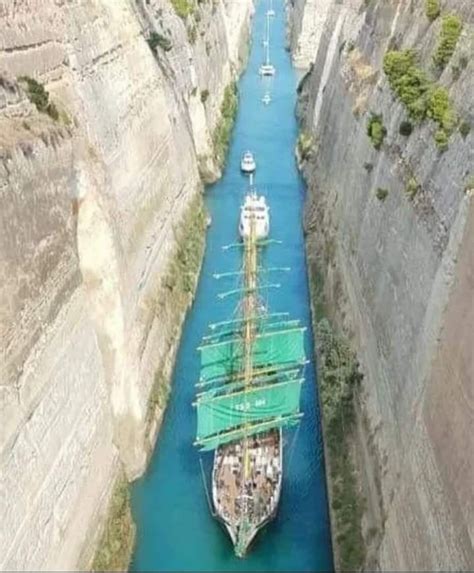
130,2,333,570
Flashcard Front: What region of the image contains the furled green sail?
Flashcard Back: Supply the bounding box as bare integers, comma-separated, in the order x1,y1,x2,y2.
194,379,303,450
195,413,303,451
199,327,306,382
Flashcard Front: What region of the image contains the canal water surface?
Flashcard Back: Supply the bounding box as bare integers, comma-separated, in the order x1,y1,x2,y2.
130,1,333,570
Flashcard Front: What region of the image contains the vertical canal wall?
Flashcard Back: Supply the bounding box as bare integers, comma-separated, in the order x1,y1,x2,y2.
0,1,253,569
292,0,473,570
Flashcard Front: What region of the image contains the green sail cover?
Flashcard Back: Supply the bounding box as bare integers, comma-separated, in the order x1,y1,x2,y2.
199,327,306,382
195,414,302,451
195,379,303,444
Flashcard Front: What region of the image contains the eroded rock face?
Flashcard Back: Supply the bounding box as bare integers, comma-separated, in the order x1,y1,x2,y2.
0,0,252,569
293,0,473,569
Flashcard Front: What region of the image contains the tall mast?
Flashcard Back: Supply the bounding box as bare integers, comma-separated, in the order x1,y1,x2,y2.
265,12,270,65
242,213,258,481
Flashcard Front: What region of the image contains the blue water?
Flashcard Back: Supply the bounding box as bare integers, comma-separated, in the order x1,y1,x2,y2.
130,2,333,570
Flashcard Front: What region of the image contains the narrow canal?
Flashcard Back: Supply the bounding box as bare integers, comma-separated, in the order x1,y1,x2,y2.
130,1,333,570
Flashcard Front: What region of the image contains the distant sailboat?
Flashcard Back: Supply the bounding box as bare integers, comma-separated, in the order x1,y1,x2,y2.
259,11,275,76
267,0,275,18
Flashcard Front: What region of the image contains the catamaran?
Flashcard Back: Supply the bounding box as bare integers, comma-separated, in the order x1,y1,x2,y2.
259,11,275,76
193,211,306,557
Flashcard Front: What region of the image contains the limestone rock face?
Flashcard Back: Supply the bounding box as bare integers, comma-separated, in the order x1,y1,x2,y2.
289,0,333,70
294,0,473,569
0,0,252,569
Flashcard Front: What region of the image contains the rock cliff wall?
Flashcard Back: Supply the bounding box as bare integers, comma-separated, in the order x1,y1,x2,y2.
293,0,473,569
0,1,252,569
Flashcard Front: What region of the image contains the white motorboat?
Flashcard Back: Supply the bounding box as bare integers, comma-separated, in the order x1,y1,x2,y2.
267,0,275,17
239,191,270,240
240,151,256,174
262,92,272,105
259,64,276,76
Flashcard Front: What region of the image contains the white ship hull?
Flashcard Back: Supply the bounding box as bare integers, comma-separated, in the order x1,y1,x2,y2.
239,193,270,240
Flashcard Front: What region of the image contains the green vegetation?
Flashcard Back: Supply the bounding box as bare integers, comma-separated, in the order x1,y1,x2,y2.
147,32,172,52
170,0,195,19
375,187,389,201
200,89,209,103
145,195,206,431
162,194,206,296
399,120,413,136
316,319,365,571
212,82,238,168
91,474,135,572
367,114,386,150
434,129,449,150
427,87,456,129
425,0,440,21
18,76,59,120
297,131,313,161
459,121,471,139
383,50,431,120
433,14,463,69
405,176,420,199
383,50,457,149
146,371,170,431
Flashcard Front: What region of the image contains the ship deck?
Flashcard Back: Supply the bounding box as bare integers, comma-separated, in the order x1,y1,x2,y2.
213,429,281,530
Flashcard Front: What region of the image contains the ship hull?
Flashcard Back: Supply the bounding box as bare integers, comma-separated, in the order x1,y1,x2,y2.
211,429,283,557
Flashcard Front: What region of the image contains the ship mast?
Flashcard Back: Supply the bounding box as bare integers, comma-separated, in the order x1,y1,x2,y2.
265,12,270,66
241,209,258,512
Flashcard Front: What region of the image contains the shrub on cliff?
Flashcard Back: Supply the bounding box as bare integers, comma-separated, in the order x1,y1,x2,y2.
316,319,365,571
147,32,172,52
433,14,463,69
434,129,449,151
212,82,238,167
383,50,431,121
399,120,413,136
18,76,59,120
383,50,457,149
171,0,194,19
427,87,457,133
367,114,386,150
425,0,440,21
91,474,135,572
405,177,420,199
297,131,313,161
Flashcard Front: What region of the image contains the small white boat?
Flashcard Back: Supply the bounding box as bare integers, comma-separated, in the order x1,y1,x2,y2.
239,192,270,240
262,93,271,105
240,151,256,174
267,0,275,17
259,64,276,76
259,11,275,76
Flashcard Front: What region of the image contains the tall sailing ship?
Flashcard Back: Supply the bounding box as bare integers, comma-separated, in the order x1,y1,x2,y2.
193,210,307,556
